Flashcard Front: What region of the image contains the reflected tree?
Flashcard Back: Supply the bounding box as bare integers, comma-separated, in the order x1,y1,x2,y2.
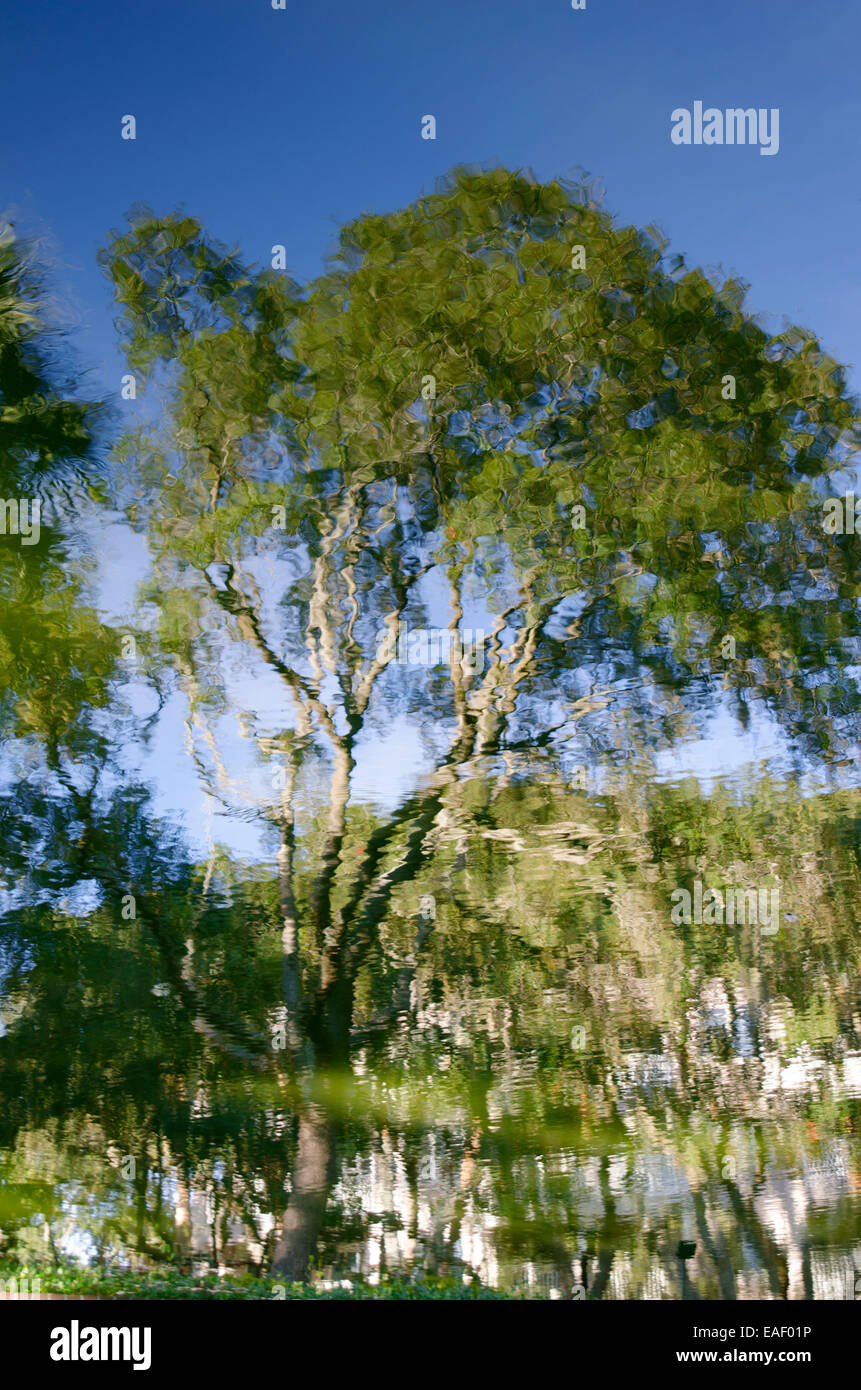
95,167,861,1278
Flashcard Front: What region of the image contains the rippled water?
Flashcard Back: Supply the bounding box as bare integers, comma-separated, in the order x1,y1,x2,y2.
1,169,860,1299
1,770,859,1298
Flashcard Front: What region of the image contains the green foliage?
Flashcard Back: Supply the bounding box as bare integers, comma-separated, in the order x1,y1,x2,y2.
0,228,118,754
0,225,100,492
3,170,860,1297
100,167,861,777
0,1261,526,1299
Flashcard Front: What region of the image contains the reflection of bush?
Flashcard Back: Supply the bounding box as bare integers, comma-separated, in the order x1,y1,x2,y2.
0,1262,534,1300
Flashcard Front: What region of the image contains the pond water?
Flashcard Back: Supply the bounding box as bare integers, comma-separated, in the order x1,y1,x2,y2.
1,165,860,1302
2,761,859,1299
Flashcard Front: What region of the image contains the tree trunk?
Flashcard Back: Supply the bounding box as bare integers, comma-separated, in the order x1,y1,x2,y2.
272,1104,337,1281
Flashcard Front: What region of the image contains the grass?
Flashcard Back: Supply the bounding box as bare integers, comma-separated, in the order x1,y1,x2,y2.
0,1260,532,1300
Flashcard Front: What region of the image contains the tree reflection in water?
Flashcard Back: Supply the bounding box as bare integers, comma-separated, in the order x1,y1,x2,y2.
1,171,860,1298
